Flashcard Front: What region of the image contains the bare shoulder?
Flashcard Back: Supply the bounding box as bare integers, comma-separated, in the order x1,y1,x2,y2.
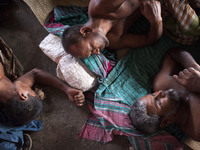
0,62,5,79
89,0,140,19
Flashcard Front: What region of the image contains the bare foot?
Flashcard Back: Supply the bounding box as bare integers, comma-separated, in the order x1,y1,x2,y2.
173,67,200,93
66,88,85,106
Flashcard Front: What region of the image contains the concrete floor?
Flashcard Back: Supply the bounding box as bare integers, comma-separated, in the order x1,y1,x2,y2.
0,0,129,150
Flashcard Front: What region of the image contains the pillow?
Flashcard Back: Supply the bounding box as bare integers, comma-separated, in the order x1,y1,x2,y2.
39,34,97,92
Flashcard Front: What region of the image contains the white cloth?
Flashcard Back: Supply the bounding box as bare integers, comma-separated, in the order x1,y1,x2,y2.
39,34,97,92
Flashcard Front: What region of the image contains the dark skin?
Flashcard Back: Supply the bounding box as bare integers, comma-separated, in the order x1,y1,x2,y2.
0,62,85,107
68,0,163,58
151,48,200,142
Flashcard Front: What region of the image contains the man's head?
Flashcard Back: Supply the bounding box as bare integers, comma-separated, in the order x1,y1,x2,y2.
2,94,43,126
62,24,109,59
129,89,180,134
0,79,44,126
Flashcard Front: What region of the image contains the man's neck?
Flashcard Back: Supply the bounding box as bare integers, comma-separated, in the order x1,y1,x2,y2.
0,78,16,104
84,18,114,35
174,101,189,127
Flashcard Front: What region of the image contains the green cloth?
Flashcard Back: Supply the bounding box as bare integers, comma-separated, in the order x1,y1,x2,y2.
161,0,200,45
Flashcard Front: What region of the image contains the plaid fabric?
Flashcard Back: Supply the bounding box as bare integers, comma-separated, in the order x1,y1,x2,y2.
44,5,200,149
128,132,183,150
161,0,200,45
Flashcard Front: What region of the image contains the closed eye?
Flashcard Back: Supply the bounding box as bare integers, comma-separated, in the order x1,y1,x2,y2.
157,100,161,107
155,98,162,107
89,44,94,52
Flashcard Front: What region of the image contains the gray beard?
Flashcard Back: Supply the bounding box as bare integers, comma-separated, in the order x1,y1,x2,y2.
164,89,180,102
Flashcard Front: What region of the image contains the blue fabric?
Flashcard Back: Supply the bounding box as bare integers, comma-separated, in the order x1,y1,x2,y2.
0,120,42,150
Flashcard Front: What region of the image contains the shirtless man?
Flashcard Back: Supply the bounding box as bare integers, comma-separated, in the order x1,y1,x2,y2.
129,48,200,142
0,62,85,126
62,0,162,58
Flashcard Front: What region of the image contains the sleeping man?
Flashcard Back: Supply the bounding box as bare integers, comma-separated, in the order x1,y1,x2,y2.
129,48,200,142
0,61,85,126
62,0,163,58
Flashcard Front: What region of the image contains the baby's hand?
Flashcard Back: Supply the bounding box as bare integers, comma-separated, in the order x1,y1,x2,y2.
66,88,85,106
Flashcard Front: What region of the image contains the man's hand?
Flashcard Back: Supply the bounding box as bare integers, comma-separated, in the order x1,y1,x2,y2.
140,0,162,24
173,67,200,93
0,62,5,79
65,88,85,107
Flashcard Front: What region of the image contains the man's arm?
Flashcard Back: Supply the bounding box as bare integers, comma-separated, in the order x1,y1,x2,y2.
154,47,200,93
153,51,179,91
109,0,163,49
15,68,85,106
168,48,200,93
168,48,199,69
0,62,5,79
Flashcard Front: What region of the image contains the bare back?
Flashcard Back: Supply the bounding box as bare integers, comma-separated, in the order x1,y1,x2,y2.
88,0,141,19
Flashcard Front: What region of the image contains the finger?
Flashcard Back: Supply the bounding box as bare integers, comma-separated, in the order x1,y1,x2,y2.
188,67,196,73
173,74,183,84
183,68,190,74
74,94,83,99
173,74,186,86
75,96,85,102
182,69,191,79
178,71,186,79
77,102,84,107
75,97,85,103
79,98,85,103
74,95,84,101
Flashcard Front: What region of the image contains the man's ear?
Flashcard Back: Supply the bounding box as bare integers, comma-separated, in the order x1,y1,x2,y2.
160,115,175,128
18,90,28,101
80,27,92,36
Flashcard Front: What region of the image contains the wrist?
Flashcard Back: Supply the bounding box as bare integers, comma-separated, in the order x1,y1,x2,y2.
150,18,162,26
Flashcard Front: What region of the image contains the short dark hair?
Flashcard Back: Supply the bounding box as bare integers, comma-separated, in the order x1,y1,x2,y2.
129,100,161,134
3,94,43,126
62,24,84,53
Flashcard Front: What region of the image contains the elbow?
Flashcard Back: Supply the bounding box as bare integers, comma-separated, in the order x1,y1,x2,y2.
145,34,161,47
30,68,42,75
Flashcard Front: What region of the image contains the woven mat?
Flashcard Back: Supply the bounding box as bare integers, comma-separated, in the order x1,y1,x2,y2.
23,0,89,25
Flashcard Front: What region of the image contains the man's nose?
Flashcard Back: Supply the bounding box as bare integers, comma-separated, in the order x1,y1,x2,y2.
155,91,164,99
92,48,100,54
